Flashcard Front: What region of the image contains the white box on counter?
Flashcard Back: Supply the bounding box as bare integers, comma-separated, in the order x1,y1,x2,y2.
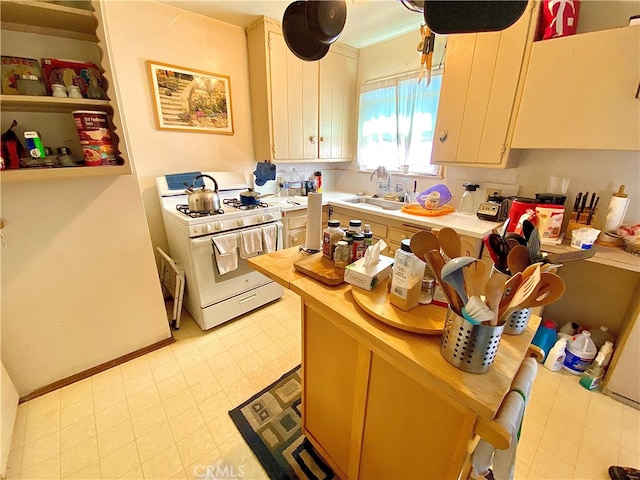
343,255,394,291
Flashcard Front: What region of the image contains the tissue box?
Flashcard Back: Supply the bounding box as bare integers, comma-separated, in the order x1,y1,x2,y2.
344,255,394,290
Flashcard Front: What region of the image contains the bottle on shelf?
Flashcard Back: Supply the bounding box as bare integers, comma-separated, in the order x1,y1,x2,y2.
531,319,558,361
322,219,345,260
589,325,615,350
363,224,373,247
579,352,606,390
389,239,425,311
598,341,614,368
333,240,350,274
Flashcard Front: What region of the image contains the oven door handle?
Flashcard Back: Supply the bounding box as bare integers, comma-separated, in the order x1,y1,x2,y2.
190,234,232,247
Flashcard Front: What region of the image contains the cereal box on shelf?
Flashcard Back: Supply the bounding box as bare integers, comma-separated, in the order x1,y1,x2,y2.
41,58,107,99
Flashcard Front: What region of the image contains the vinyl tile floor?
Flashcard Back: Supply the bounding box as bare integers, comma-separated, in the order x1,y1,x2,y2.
5,290,640,479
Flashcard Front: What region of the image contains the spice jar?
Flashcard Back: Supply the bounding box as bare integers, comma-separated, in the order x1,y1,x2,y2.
322,219,344,260
419,274,435,305
334,241,350,274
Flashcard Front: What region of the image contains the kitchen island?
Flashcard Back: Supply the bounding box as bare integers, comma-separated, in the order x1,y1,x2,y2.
249,247,540,479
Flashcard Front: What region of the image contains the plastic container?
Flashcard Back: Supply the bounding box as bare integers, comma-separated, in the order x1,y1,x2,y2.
322,219,344,260
543,338,568,371
333,240,350,272
389,239,425,311
579,352,606,390
570,227,600,250
531,319,558,361
458,183,479,215
352,233,366,261
563,331,597,375
72,110,117,166
419,275,434,305
363,224,373,247
416,184,452,209
348,219,362,234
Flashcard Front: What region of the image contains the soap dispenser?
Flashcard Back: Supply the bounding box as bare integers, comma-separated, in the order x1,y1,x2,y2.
459,183,479,215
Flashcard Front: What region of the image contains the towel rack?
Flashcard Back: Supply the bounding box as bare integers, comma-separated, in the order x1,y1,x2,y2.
157,247,185,330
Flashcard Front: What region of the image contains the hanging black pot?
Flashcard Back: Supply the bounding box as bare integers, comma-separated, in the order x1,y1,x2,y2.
306,1,347,45
282,1,330,61
422,1,528,34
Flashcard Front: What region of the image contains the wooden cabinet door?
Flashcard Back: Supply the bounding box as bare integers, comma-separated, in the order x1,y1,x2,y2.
319,49,358,160
433,1,535,167
268,32,318,160
512,26,640,151
303,306,359,477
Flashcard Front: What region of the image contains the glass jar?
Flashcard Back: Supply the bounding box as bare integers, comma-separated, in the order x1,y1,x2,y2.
389,239,425,311
363,224,373,247
459,183,479,215
419,274,435,305
334,240,350,273
56,147,76,167
322,219,344,260
352,233,366,261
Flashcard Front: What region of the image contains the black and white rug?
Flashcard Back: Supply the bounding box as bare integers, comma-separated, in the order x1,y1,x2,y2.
228,366,335,480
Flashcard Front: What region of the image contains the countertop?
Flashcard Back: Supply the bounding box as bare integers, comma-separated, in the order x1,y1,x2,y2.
268,190,502,238
248,246,540,423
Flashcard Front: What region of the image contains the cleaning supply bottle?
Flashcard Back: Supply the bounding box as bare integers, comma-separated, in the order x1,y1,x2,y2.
531,319,558,362
563,331,597,375
579,352,606,390
598,341,614,368
459,183,479,215
589,325,615,350
543,337,568,372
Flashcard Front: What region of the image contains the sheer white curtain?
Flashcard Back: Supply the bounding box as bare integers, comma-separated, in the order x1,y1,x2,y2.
357,71,442,176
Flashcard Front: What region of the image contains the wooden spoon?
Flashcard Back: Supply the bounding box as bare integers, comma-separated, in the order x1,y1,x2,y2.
527,272,566,308
409,231,440,262
499,265,541,322
462,260,486,297
437,227,461,260
507,245,531,275
484,273,506,321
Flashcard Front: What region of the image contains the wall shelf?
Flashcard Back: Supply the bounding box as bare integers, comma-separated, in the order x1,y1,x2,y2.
0,95,111,113
1,164,130,183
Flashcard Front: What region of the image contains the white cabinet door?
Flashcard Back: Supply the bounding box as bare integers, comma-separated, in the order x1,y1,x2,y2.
268,32,318,160
512,26,640,151
319,49,358,160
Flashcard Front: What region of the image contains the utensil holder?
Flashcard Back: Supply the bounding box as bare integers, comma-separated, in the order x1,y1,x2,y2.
503,307,532,335
440,308,505,374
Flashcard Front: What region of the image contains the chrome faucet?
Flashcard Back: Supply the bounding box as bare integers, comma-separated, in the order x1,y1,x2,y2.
370,166,391,194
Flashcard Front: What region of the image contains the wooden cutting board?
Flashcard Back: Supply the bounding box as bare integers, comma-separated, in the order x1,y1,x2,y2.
351,278,446,334
293,252,344,286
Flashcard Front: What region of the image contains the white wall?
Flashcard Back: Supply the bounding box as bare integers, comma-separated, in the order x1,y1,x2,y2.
0,6,172,395
1,364,19,477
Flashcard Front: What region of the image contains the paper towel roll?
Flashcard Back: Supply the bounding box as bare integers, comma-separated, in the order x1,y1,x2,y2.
598,189,629,241
305,192,323,251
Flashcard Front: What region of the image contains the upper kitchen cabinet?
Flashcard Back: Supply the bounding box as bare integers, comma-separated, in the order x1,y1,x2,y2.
246,16,358,163
512,25,640,151
431,1,539,168
0,0,132,183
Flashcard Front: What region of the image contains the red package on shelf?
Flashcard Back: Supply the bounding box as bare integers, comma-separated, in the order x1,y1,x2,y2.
40,58,107,99
540,0,580,40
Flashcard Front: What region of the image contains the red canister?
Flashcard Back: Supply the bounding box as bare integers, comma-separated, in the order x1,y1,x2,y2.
507,198,540,234
539,0,580,41
72,110,116,166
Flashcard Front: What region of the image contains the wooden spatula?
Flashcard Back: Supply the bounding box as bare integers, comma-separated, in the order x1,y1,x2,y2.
426,249,465,316
499,265,541,323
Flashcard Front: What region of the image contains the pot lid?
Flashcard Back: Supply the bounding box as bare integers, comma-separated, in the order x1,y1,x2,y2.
283,1,330,61
422,1,528,34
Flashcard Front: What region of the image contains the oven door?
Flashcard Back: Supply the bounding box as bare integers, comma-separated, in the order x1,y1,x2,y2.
188,221,283,308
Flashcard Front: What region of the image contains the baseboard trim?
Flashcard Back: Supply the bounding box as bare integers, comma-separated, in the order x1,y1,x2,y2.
19,335,175,403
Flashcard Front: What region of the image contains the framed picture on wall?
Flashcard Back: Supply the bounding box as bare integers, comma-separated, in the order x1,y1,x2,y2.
147,61,234,135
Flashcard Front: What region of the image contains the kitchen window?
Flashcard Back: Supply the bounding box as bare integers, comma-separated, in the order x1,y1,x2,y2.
357,71,442,176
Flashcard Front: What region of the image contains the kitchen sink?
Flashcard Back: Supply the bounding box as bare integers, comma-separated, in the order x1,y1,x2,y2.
342,196,404,211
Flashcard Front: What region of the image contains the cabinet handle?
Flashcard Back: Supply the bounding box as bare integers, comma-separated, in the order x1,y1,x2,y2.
319,136,326,142
438,131,448,143
636,82,640,100
309,136,317,144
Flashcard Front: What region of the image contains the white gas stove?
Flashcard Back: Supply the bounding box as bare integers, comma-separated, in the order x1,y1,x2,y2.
156,171,284,330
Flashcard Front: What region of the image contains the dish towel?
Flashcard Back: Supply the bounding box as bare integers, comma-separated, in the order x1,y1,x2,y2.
239,228,263,259
253,161,276,186
471,357,538,480
211,234,238,275
262,224,278,253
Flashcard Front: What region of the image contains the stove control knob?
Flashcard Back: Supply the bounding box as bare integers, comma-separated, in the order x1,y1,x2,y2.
214,221,223,231
202,223,212,233
237,218,245,227
257,214,264,223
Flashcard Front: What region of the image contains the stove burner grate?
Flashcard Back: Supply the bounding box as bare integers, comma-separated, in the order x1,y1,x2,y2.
176,204,224,218
223,198,269,210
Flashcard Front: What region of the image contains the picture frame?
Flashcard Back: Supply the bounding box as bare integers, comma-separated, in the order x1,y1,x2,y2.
146,61,234,135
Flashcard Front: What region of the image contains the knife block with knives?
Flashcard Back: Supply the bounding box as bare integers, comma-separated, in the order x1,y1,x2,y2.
566,191,599,239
